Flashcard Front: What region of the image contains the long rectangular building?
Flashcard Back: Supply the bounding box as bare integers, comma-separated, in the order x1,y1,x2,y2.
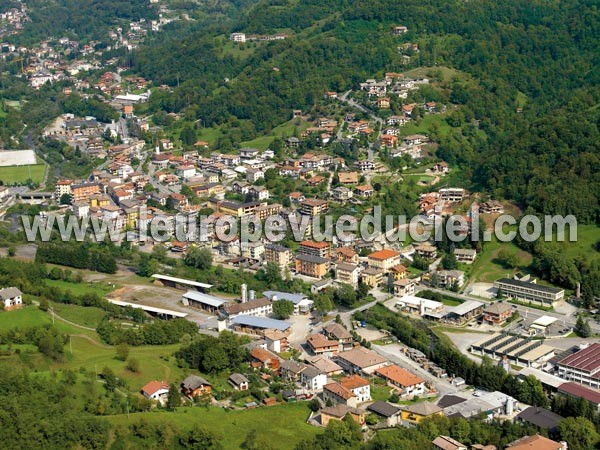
494,278,564,307
557,343,600,388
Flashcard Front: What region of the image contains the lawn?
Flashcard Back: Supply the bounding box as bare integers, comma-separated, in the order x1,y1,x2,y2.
48,302,107,328
553,224,600,262
468,236,533,283
0,164,45,184
106,403,320,449
400,114,451,138
240,118,309,150
45,278,116,297
403,66,468,83
0,305,98,336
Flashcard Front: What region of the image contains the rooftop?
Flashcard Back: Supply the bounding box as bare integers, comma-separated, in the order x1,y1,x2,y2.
182,290,226,308
496,278,564,295
515,407,564,430
376,364,425,387
367,401,401,417
337,347,388,369
558,382,600,405
368,249,401,260
558,343,600,372
231,315,291,331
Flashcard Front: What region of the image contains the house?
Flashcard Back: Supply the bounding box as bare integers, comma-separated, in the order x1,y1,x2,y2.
340,375,371,403
414,243,437,259
299,240,330,258
367,401,402,427
0,287,23,310
141,380,170,405
230,32,246,42
228,373,249,391
375,365,426,398
280,360,309,382
454,248,477,264
479,200,504,214
181,375,212,398
323,323,354,350
263,329,289,353
432,436,467,450
505,435,567,450
307,333,340,357
332,186,353,201
322,382,358,408
300,198,329,216
377,97,390,109
436,270,465,289
354,185,375,198
250,347,281,371
265,244,292,270
320,404,365,427
515,407,563,432
432,162,449,174
338,171,359,184
391,25,408,35
306,355,344,376
400,402,443,426
360,267,384,287
482,302,514,325
289,191,305,203
295,254,328,278
393,278,416,297
222,297,273,319
246,169,265,183
439,188,466,203
301,366,328,392
336,347,389,375
368,249,401,272
381,135,398,147
335,247,359,264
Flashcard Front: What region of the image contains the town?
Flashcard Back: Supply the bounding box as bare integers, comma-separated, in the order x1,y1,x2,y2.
0,0,598,449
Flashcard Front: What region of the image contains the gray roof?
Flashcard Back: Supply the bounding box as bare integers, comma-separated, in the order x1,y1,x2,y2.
228,373,249,385
437,394,467,409
230,315,291,331
446,300,483,316
181,375,212,390
296,254,329,264
301,365,322,378
367,401,401,417
496,278,564,294
183,290,226,307
515,406,564,430
0,287,22,300
263,291,307,305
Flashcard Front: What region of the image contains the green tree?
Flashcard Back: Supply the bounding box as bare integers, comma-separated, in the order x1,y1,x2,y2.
575,316,592,338
272,299,295,319
167,383,181,410
558,417,599,450
116,342,130,361
126,358,140,373
184,247,213,270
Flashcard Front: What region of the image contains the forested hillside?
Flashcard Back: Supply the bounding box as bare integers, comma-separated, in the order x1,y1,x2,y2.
131,0,600,223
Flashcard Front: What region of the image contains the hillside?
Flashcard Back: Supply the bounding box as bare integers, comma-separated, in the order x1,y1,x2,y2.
130,0,600,223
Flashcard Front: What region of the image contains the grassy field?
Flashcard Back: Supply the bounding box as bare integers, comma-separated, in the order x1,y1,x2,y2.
240,118,309,150
400,114,452,138
0,164,45,184
45,278,116,297
468,236,533,283
107,403,320,449
48,302,106,328
554,224,600,262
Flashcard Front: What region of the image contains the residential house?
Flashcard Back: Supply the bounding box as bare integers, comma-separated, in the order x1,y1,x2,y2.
375,365,426,397
479,200,504,214
322,382,358,408
482,302,514,325
400,402,443,426
439,188,466,203
263,329,289,353
505,435,566,450
335,247,359,264
432,162,449,174
354,185,375,198
323,323,354,350
222,297,273,319
250,347,281,371
289,191,305,203
299,240,330,258
307,333,340,357
367,401,402,427
336,262,360,288
515,407,564,433
301,366,328,392
332,186,353,201
393,278,416,297
246,168,265,183
295,254,328,278
0,287,23,310
228,373,249,391
432,436,467,450
141,381,170,405
265,244,292,270
306,355,344,376
340,375,371,403
368,249,401,272
280,360,310,382
181,375,212,398
414,243,438,259
320,405,366,427
300,198,329,216
338,171,359,184
454,248,477,264
360,267,384,287
436,270,465,289
336,347,389,375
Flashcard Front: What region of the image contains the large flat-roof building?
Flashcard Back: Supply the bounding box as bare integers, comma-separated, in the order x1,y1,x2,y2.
557,343,600,388
494,277,564,307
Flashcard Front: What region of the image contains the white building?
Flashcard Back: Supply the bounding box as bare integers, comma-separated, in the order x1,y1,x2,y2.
230,32,246,43
0,287,23,310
